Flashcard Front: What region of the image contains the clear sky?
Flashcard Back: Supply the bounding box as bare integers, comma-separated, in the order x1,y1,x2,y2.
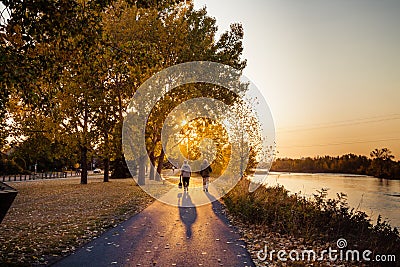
194,0,400,159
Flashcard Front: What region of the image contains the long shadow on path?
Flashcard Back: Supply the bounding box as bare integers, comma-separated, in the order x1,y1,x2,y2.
178,191,197,239
53,188,254,267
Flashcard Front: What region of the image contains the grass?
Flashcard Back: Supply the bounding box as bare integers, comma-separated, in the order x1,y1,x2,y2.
0,177,154,266
223,178,400,266
3,174,399,266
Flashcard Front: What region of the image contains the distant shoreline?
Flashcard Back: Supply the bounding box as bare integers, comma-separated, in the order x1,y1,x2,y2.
255,168,400,180
256,170,373,178
269,169,400,180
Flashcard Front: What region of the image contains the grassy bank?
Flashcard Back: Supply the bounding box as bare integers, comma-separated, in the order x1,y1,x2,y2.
223,178,400,266
0,177,153,266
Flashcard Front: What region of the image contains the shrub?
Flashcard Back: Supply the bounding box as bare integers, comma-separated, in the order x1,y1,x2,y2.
0,159,23,175
223,178,400,258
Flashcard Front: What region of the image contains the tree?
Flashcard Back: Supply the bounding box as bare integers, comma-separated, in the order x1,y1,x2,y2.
227,98,264,178
0,0,111,118
103,2,248,183
101,1,166,180
370,148,395,178
2,0,249,185
370,148,395,161
10,133,78,172
1,0,119,183
141,6,248,183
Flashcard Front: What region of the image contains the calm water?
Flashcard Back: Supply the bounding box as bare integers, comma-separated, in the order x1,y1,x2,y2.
257,172,400,228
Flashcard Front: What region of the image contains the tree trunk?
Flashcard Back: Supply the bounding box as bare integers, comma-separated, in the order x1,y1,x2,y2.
103,157,109,182
103,131,109,182
81,105,88,184
156,149,165,181
81,145,88,184
110,156,131,178
138,155,146,185
149,151,155,180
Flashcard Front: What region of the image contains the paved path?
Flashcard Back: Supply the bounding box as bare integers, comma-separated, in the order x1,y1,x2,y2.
53,189,254,267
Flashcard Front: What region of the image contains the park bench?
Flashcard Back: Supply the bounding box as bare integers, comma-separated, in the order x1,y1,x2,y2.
0,182,18,224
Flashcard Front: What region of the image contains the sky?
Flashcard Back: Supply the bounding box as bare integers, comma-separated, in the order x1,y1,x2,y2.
194,0,400,159
1,1,399,159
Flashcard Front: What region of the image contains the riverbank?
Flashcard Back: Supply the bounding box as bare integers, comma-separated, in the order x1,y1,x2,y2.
260,172,400,228
0,177,153,266
1,176,399,266
223,178,400,266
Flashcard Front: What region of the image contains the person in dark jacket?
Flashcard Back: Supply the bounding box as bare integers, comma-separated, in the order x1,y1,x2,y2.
200,159,212,192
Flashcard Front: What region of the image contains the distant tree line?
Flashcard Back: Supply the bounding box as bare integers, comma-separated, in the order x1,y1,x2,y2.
270,148,400,180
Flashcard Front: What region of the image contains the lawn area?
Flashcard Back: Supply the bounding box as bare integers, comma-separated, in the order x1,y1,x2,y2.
0,177,154,266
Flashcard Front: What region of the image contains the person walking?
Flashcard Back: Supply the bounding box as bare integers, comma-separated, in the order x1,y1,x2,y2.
180,160,191,191
200,159,212,192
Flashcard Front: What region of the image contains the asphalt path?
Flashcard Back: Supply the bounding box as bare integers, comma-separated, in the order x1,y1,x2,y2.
53,188,254,267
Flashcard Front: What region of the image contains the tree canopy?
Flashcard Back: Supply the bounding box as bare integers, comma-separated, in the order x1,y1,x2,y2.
1,0,253,184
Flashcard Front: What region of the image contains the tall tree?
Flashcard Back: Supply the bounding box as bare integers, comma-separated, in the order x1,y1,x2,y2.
1,0,117,183
2,0,249,185
140,5,248,182
370,148,395,178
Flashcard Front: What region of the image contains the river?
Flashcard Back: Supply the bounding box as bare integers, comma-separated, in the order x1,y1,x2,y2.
255,172,400,228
